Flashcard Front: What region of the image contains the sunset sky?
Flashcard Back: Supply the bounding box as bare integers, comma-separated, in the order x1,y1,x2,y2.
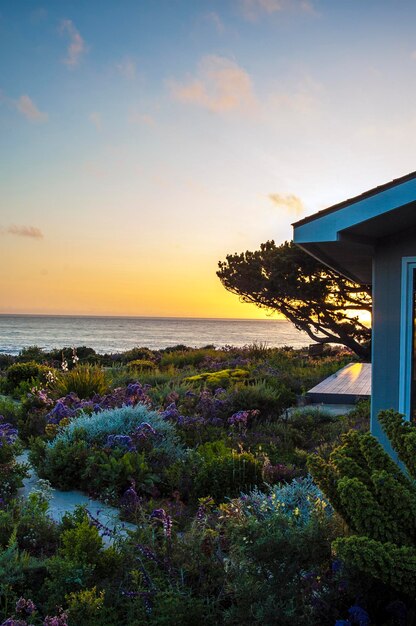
2,0,416,317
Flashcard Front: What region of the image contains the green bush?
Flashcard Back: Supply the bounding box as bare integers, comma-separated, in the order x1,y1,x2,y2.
224,507,340,626
66,586,106,626
122,346,157,363
128,359,157,371
0,397,21,426
51,364,110,399
185,368,249,389
182,440,263,503
228,380,295,420
17,345,46,363
308,411,416,604
35,439,90,490
42,529,101,613
4,361,52,395
81,448,155,498
18,391,51,441
160,348,227,369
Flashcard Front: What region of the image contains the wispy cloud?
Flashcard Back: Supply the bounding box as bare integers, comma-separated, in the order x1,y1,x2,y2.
239,0,315,21
267,76,322,115
269,193,305,216
60,19,86,67
15,95,48,122
89,111,102,131
204,11,225,33
170,55,257,114
128,110,155,127
116,56,136,80
4,224,44,239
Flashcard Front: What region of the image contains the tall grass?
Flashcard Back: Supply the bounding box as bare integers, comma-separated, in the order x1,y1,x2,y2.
52,364,110,399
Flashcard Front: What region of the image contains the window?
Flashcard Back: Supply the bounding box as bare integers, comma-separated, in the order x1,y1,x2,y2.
399,257,416,420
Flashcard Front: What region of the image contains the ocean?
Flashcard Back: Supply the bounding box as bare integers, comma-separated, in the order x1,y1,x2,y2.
0,315,311,355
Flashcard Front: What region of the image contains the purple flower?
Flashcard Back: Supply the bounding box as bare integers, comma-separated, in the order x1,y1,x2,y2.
43,608,69,626
121,483,141,512
0,416,18,447
150,508,172,539
228,409,259,428
15,598,36,616
136,543,158,562
161,402,182,421
105,434,136,451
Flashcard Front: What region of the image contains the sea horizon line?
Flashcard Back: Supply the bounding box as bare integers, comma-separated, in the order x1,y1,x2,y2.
0,313,283,322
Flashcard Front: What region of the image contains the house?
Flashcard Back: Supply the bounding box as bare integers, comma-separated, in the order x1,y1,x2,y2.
293,171,416,454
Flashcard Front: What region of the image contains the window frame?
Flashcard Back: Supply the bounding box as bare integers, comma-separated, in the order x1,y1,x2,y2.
399,256,416,419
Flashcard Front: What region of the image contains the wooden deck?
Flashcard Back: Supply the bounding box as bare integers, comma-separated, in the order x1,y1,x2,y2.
306,362,371,404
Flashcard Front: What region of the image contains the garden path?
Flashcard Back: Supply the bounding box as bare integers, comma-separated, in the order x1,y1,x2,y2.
17,450,136,545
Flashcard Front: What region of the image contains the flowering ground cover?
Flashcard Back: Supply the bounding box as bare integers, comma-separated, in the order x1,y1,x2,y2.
2,343,408,624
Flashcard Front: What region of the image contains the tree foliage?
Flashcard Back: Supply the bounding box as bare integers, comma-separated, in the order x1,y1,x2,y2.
217,240,372,359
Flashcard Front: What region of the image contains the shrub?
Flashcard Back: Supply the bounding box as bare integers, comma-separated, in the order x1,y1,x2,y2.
228,380,295,420
128,359,157,371
122,346,157,363
288,407,344,451
236,476,332,524
0,417,27,504
49,404,183,462
0,397,21,426
189,440,263,502
4,361,52,395
185,368,249,389
17,345,46,363
51,364,110,399
308,412,416,610
60,519,104,565
223,488,342,626
18,390,52,441
160,348,226,369
15,480,59,556
66,586,105,626
81,448,155,497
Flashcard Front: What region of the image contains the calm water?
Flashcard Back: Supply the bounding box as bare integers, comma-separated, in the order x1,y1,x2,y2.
0,315,311,355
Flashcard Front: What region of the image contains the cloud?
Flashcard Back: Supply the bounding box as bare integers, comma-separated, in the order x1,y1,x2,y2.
204,11,225,33
128,110,155,126
60,19,86,67
267,77,322,115
269,193,305,216
89,111,102,130
239,0,315,20
170,55,257,114
5,225,44,239
15,95,48,122
116,56,136,80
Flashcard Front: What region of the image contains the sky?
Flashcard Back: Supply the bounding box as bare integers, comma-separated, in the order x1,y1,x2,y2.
2,0,416,318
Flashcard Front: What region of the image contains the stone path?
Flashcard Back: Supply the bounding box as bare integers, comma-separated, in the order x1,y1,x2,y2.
17,451,136,545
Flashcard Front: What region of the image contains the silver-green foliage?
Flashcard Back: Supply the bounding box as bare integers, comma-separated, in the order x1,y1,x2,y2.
49,404,184,462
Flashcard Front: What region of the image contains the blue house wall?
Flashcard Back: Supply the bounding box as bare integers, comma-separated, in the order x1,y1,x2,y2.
372,228,416,453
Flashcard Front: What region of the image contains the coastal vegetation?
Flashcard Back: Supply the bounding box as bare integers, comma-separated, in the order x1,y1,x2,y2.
0,343,411,624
